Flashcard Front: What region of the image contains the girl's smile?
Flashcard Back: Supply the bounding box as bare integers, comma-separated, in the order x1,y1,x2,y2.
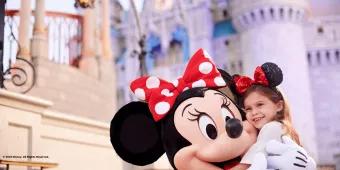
243,91,283,129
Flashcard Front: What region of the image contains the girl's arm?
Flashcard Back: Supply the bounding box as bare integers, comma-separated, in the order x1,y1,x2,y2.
230,163,250,170
240,121,282,165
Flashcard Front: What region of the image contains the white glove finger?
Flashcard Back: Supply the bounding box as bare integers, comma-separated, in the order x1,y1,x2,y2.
306,156,317,170
282,136,308,159
265,139,290,155
282,135,298,147
267,155,285,169
248,153,267,170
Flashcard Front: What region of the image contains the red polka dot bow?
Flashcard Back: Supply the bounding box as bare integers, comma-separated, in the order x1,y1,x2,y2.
233,66,269,94
130,48,227,121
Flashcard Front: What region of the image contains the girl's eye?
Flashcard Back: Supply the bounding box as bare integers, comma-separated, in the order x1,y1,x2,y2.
221,107,234,122
198,115,217,140
257,103,264,107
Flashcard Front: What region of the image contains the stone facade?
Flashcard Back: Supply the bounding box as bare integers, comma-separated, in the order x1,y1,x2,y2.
310,63,340,164
0,90,122,170
27,57,116,122
306,15,340,167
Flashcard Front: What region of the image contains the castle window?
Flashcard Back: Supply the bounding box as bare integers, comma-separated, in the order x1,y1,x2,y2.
250,12,255,20
296,10,301,20
317,26,324,34
238,60,243,72
231,62,236,73
260,9,265,19
279,8,284,18
307,52,311,64
223,10,229,18
168,39,183,65
269,8,274,18
316,51,321,64
289,8,293,18
225,40,229,46
326,51,330,61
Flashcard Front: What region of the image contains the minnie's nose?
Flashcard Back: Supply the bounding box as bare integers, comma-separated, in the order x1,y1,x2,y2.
225,118,243,138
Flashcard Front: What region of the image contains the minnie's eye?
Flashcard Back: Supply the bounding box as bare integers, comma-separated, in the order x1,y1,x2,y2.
198,115,217,140
221,107,234,122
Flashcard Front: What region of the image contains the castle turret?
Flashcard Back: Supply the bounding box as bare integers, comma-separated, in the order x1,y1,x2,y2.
230,0,318,160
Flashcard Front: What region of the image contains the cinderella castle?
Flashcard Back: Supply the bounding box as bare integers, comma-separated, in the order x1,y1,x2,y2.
111,0,340,169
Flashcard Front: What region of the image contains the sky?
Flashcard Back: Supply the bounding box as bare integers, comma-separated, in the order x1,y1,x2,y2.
6,0,145,14
118,0,145,12
6,0,78,13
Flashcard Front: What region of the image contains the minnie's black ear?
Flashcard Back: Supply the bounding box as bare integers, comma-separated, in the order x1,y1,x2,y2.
110,101,165,166
218,68,233,86
261,62,283,87
218,68,238,102
218,69,246,120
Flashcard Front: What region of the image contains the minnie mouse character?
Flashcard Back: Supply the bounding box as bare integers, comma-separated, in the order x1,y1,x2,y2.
110,49,315,170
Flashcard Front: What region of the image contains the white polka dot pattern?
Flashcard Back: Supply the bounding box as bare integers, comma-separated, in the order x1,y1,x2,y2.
192,79,206,88
161,89,174,97
134,88,145,100
146,76,160,89
155,102,170,115
129,48,226,122
199,62,213,74
172,79,179,87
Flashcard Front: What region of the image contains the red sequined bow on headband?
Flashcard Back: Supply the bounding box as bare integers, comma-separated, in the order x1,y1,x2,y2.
130,48,227,121
233,66,269,94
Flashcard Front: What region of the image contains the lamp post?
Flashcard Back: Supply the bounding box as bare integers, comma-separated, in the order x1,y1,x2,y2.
0,0,36,93
0,0,6,88
129,0,148,76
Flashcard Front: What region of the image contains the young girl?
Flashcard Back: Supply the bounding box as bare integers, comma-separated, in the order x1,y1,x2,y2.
231,62,304,170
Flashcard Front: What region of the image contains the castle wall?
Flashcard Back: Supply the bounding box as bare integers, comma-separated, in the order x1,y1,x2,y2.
308,48,340,165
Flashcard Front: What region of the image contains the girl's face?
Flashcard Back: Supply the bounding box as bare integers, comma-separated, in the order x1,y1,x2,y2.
243,91,283,129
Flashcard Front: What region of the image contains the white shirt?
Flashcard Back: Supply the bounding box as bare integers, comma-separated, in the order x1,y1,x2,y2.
241,121,284,164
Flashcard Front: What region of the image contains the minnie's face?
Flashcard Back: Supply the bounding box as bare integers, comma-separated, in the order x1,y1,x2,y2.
173,89,257,169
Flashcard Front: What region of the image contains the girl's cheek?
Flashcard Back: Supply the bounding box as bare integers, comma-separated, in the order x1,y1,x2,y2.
245,113,251,121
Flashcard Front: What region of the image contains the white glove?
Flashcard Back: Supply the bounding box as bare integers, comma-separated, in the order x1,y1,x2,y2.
265,136,316,170
247,152,267,170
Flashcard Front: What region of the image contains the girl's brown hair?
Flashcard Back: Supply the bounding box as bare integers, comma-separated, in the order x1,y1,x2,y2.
241,85,301,145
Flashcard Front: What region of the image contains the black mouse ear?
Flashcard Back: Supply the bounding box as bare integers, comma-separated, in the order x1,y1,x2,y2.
261,62,283,87
217,68,233,86
110,101,165,166
217,69,246,120
217,68,238,102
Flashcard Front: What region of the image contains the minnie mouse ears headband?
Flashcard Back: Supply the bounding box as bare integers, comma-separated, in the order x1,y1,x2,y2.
130,48,227,121
233,62,283,94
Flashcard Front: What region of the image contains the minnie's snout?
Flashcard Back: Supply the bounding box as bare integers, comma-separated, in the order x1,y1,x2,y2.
225,118,243,138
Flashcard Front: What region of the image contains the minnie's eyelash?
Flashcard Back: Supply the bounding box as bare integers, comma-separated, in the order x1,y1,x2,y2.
187,109,206,121
221,98,235,117
187,111,199,121
221,98,231,107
